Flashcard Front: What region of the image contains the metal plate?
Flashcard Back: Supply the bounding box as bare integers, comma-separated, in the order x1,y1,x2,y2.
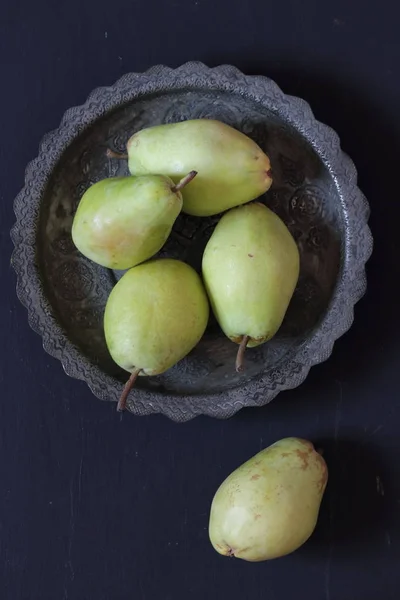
11,62,373,421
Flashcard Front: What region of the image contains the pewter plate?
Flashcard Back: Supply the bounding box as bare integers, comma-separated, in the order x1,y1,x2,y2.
11,62,372,421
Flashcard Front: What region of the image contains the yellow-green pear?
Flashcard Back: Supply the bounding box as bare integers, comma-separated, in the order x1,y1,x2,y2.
202,202,300,371
209,437,328,561
104,258,209,411
125,119,272,216
72,172,196,269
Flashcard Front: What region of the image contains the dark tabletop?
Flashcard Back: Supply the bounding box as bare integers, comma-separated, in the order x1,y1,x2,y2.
1,1,400,598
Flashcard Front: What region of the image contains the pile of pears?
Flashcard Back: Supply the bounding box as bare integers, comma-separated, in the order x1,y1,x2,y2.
72,120,326,562
72,119,300,411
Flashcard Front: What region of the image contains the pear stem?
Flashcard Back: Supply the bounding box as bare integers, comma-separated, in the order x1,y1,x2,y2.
117,368,141,412
171,170,198,193
106,148,128,160
235,335,250,373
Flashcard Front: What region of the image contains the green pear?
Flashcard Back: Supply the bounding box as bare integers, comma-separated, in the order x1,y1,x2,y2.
72,172,196,269
104,258,209,411
209,437,328,561
202,202,299,371
125,119,272,216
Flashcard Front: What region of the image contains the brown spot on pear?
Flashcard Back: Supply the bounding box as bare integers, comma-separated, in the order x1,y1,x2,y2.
209,437,328,561
316,454,329,493
296,449,311,470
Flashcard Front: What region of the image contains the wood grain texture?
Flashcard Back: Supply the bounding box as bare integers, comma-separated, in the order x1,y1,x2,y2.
1,0,400,598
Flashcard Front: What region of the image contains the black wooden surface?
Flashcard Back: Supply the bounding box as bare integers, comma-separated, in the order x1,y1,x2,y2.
1,1,400,598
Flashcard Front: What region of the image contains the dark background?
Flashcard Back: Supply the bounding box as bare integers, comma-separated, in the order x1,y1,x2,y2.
1,1,400,598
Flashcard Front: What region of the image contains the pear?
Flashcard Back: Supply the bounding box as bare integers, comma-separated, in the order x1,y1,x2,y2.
104,258,209,411
202,202,300,371
72,172,196,269
124,119,272,217
209,437,328,561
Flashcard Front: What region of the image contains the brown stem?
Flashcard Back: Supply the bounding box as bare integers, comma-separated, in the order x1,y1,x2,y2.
106,148,128,160
235,335,250,373
171,170,197,193
117,368,141,412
